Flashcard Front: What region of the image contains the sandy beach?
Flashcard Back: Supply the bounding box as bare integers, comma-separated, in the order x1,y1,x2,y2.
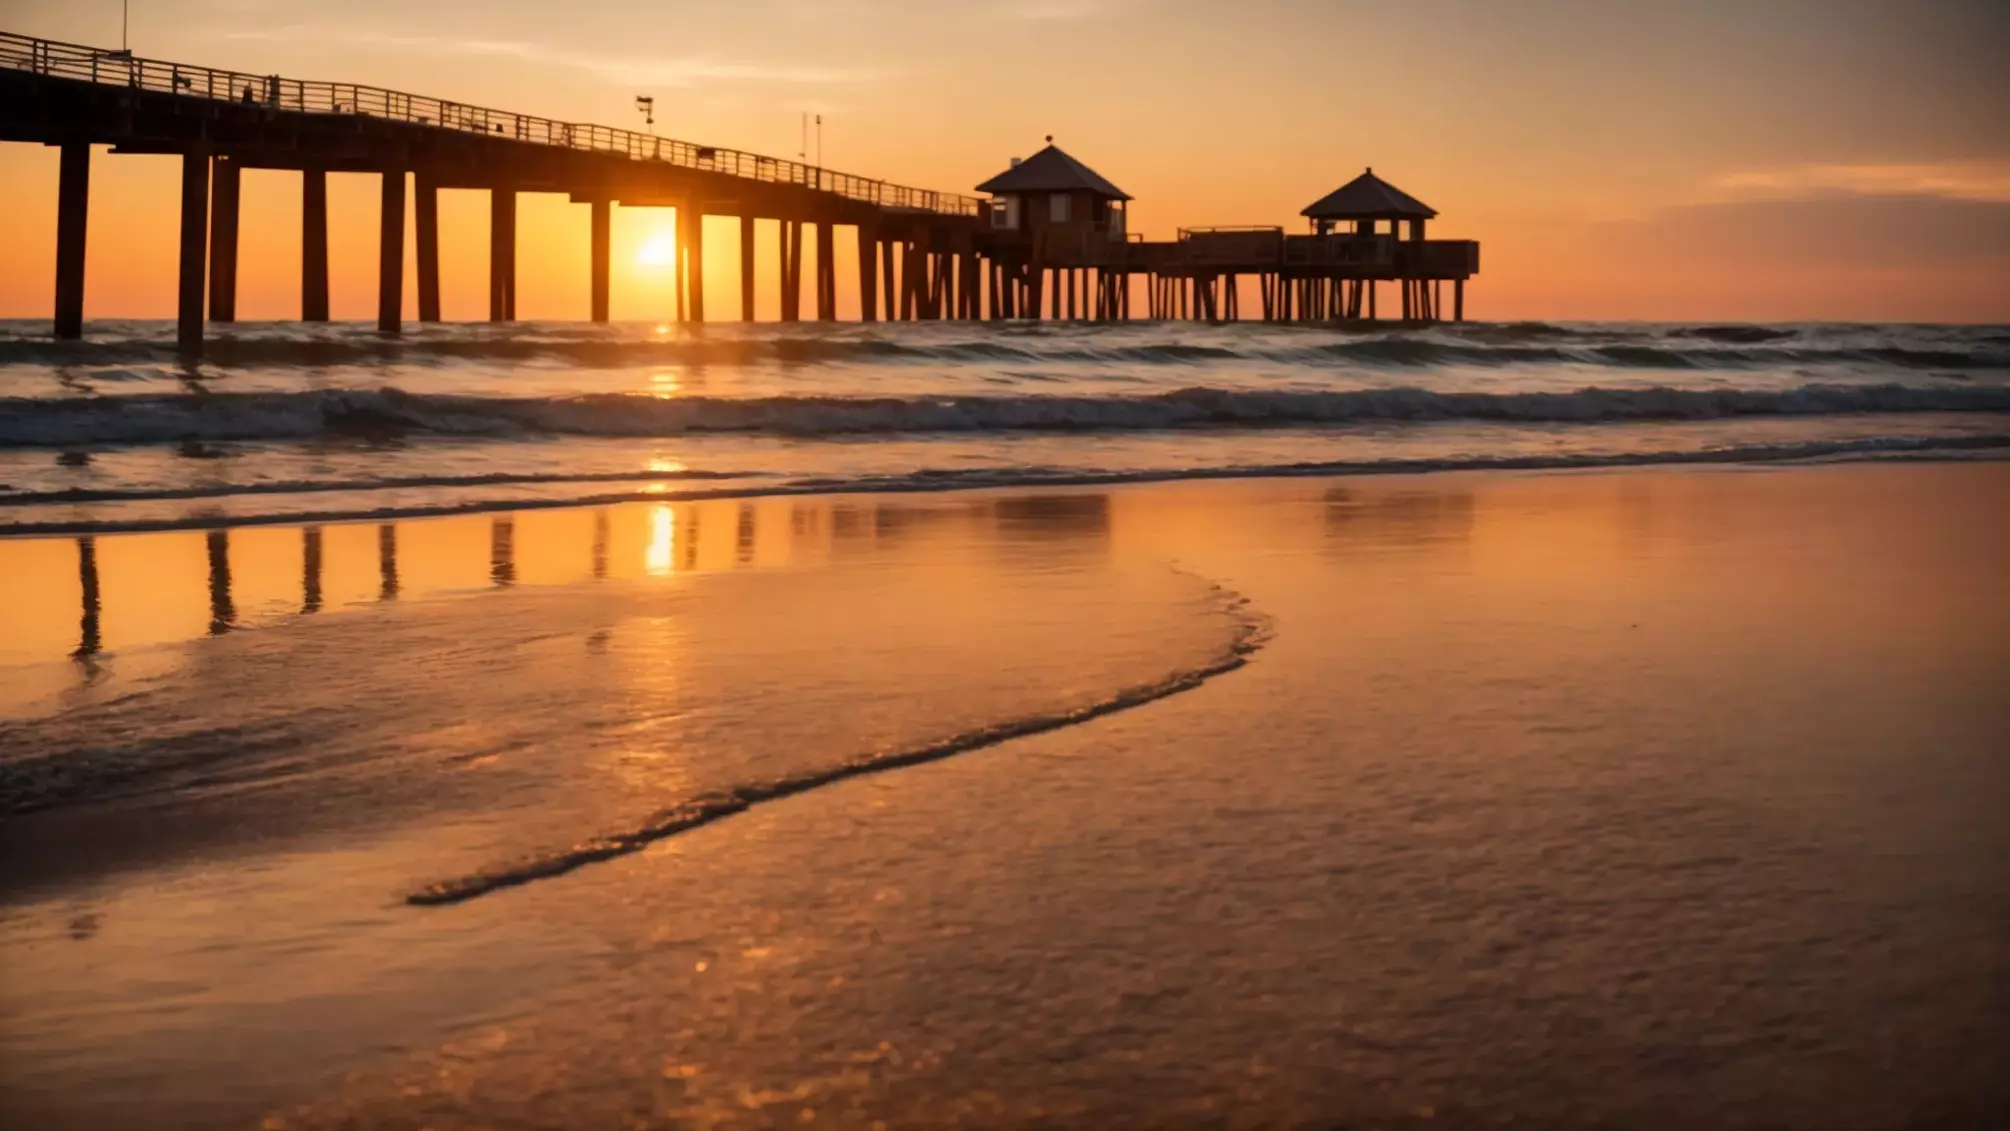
1,460,2005,1129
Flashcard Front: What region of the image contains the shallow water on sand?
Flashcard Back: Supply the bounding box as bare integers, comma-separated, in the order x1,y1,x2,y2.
3,463,2009,1129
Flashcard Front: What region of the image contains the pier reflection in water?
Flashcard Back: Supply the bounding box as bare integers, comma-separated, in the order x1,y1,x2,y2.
205,531,234,636
0,477,1600,685
301,527,323,615
3,475,1604,685
72,535,99,659
3,490,1129,681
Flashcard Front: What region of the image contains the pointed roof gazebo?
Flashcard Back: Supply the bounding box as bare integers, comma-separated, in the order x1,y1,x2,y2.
976,141,1131,201
1302,168,1436,236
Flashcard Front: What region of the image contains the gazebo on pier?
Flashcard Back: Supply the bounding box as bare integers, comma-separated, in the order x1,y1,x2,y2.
1295,167,1472,320
1302,167,1436,239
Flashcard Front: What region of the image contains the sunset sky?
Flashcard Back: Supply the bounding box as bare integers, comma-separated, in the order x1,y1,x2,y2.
2,0,2006,323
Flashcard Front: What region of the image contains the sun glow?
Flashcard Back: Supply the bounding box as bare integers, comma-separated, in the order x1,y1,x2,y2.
636,233,676,269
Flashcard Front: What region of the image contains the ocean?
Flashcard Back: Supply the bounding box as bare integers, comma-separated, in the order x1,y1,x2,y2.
3,318,2006,534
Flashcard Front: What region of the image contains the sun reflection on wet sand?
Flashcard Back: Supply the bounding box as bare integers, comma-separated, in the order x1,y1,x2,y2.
645,504,676,577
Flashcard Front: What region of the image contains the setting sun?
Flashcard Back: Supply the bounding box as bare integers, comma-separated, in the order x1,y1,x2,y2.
636,232,675,269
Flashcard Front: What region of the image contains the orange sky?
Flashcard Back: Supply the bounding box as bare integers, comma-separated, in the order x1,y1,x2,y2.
2,0,2006,323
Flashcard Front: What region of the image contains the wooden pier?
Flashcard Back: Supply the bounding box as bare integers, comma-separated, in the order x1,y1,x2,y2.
1,31,1479,352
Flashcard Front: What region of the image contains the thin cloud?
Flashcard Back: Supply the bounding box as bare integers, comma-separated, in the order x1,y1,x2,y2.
1713,161,2010,204
222,27,876,88
996,0,1139,21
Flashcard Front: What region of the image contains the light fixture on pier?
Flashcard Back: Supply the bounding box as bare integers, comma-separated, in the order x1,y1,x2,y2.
108,0,132,58
635,95,655,132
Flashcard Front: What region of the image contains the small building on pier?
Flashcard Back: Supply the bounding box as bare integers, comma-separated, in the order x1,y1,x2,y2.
976,140,1131,263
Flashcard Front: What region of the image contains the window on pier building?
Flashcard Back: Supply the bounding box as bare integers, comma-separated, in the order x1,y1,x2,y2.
1050,193,1072,223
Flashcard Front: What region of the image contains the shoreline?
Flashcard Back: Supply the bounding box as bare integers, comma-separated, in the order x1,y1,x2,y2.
4,434,2006,538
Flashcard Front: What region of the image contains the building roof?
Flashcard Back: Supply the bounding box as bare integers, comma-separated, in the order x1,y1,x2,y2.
1301,168,1437,220
975,142,1131,201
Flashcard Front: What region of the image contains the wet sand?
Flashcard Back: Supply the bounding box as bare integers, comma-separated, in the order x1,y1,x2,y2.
2,462,2008,1129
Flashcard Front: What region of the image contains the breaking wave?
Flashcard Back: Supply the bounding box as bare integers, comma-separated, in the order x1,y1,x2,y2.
2,325,2006,373
6,382,2010,447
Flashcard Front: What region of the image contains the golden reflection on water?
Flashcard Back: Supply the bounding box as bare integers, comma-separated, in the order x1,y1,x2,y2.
0,491,1104,689
645,504,676,577
9,466,2002,719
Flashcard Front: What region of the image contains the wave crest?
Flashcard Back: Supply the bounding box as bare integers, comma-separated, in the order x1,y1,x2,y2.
4,382,2009,447
3,324,2006,374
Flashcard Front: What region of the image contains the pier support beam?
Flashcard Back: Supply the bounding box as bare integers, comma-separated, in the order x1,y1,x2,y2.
53,142,90,340
881,239,897,321
683,205,705,323
302,169,329,322
902,243,921,320
489,186,516,322
378,168,405,334
779,220,802,322
815,222,835,320
589,199,611,323
416,173,441,323
857,227,878,322
1454,279,1465,322
739,215,756,321
207,156,240,323
177,149,210,356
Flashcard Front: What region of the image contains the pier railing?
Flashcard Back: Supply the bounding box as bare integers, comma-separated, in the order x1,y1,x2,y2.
1178,226,1285,266
0,30,982,217
1284,233,1397,269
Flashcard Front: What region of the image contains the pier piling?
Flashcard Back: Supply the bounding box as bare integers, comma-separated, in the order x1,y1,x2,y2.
684,205,705,323
378,167,405,334
176,149,209,356
780,219,802,322
301,169,329,322
489,186,516,322
588,199,611,324
53,141,89,340
857,227,879,322
417,173,441,323
208,156,239,323
815,222,835,320
739,215,756,321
